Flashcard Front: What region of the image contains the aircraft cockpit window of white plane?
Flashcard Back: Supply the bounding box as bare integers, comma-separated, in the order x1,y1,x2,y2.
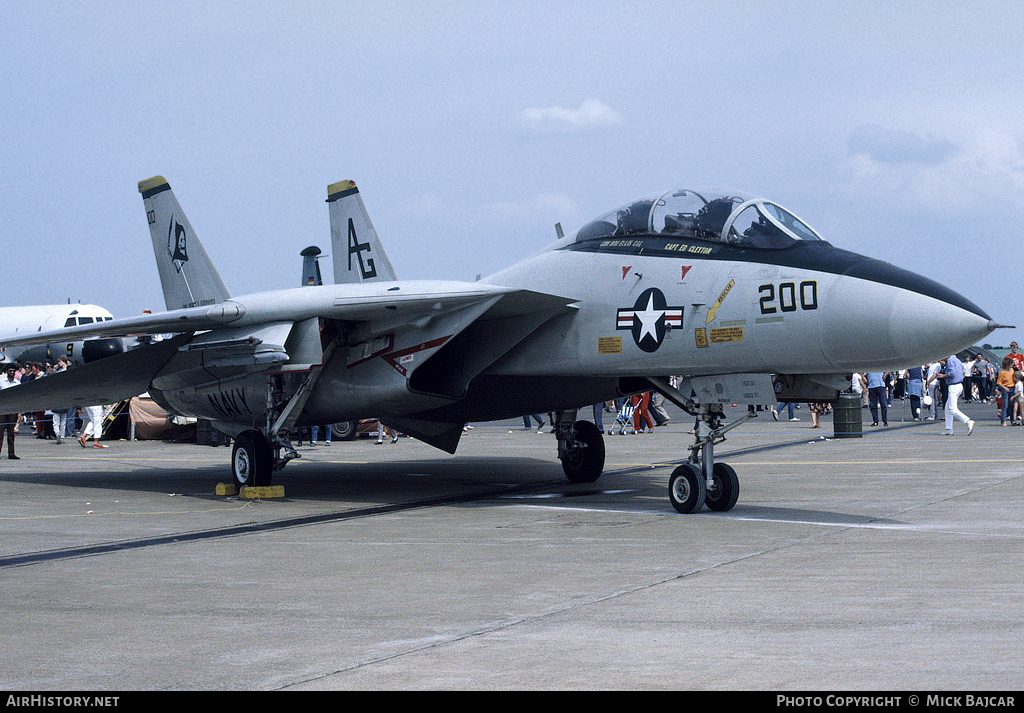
62,316,112,327
573,189,825,249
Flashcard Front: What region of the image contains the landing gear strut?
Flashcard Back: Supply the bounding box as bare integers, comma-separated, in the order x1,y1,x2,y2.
645,377,749,514
667,403,749,513
229,340,339,489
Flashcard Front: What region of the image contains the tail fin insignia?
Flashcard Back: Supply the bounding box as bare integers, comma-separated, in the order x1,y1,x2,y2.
138,176,231,311
327,180,397,284
169,216,189,269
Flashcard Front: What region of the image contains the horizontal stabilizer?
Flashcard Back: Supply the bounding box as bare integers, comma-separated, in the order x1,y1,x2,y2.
380,417,465,454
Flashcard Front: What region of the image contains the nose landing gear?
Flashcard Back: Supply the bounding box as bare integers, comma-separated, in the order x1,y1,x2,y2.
668,404,749,513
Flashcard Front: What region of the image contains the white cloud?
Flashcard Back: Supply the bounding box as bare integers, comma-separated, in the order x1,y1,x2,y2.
848,124,956,166
841,125,1024,212
520,98,621,132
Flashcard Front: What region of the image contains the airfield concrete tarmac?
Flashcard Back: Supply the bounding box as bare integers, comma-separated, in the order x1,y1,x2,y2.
1,400,1021,691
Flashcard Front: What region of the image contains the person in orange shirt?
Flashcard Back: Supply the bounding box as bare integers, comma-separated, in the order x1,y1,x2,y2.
995,356,1016,426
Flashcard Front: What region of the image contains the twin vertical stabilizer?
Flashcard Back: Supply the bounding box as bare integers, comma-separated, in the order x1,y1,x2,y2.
137,176,394,311
326,180,397,284
138,176,231,311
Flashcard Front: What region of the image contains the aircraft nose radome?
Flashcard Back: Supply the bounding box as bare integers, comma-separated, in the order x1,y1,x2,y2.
820,264,994,371
888,291,994,365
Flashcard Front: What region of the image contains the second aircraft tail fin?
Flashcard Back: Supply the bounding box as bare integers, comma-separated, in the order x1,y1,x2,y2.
327,180,397,284
300,246,324,287
138,176,231,311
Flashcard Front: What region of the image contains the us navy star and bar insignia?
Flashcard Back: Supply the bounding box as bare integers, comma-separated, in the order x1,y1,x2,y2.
607,275,743,354
615,287,683,353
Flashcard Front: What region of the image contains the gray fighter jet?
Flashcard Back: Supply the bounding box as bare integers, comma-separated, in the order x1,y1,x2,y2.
0,178,999,512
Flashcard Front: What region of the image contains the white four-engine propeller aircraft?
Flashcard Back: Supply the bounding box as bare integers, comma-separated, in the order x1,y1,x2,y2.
0,303,123,365
0,177,1000,512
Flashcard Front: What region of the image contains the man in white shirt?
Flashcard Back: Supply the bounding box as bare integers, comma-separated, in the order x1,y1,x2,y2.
0,365,21,459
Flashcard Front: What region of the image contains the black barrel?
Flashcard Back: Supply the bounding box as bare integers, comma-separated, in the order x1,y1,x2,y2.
833,392,863,438
195,420,216,446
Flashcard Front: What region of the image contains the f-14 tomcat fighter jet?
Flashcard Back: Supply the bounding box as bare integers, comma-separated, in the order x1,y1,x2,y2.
0,179,999,513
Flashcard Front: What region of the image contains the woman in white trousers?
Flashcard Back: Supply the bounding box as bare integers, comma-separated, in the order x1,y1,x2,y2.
78,405,108,448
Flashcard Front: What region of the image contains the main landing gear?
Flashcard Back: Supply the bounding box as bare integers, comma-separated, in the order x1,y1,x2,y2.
554,410,606,484
230,348,339,489
231,429,274,488
228,385,302,490
551,397,746,514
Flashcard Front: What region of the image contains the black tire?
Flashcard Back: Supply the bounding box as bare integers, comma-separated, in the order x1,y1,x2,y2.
332,421,358,440
232,429,273,488
560,420,606,483
705,462,739,512
669,463,706,514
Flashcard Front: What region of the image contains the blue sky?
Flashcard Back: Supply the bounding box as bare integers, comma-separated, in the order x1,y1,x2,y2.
2,1,1022,347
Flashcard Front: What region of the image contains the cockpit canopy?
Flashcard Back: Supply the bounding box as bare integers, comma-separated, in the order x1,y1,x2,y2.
573,189,825,249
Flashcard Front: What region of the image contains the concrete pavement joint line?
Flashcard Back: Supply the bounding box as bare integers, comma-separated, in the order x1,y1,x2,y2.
723,514,1024,537
4,455,226,464
289,454,1024,687
280,524,828,690
291,453,899,688
6,447,1017,567
524,460,1024,534
727,459,1024,465
0,458,652,569
858,472,1024,538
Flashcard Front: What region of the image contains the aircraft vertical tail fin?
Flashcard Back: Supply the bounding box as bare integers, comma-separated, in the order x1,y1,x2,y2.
300,246,324,287
138,176,231,311
327,180,397,284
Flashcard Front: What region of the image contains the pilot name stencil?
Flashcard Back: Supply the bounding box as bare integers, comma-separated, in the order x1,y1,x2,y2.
616,287,683,353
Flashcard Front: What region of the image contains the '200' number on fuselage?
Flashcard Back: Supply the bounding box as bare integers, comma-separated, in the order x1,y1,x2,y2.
759,280,818,314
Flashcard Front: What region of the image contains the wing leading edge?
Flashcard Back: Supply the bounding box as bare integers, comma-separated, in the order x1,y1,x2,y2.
0,281,572,350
